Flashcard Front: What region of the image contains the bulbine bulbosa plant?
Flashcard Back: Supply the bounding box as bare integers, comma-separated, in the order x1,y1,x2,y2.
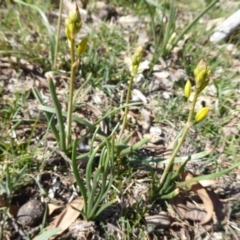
34,4,146,221
65,4,88,149
32,2,230,223
150,58,211,200
118,46,144,141
33,4,88,153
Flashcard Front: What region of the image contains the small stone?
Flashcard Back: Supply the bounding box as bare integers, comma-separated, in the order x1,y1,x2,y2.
134,73,144,83
131,89,147,104
150,126,162,135
212,232,223,240
17,199,44,227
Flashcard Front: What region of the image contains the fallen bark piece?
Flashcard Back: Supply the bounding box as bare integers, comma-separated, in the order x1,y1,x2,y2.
145,211,172,229
210,10,240,43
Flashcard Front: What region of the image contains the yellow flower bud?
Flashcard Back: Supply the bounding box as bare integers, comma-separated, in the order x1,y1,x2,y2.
165,32,176,53
168,32,176,45
131,46,143,75
161,188,179,200
194,58,207,81
65,27,71,41
77,38,88,56
195,107,209,123
184,80,191,99
65,4,82,40
193,58,211,93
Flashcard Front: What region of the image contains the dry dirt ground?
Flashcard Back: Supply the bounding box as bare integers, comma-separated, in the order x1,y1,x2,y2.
1,0,240,239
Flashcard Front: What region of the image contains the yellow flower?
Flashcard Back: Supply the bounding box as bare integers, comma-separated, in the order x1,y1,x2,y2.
195,107,209,123
184,80,191,99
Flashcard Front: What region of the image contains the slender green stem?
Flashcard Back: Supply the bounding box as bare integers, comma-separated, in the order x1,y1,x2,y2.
145,1,157,63
53,0,63,70
159,90,199,186
159,0,176,57
172,0,219,49
118,74,134,141
66,38,76,148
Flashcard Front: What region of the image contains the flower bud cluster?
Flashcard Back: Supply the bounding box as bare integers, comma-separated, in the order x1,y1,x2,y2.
183,58,212,123
65,4,82,40
131,46,143,76
194,58,211,93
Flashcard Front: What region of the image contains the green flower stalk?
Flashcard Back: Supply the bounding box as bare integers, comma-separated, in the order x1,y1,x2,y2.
65,4,82,149
119,46,143,141
159,59,211,192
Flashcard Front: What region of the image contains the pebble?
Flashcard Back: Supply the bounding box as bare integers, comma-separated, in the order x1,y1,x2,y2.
17,199,44,227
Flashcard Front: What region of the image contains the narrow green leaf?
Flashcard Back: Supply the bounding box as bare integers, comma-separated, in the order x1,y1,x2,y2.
48,78,66,151
34,228,61,240
72,137,87,212
94,200,116,218
14,0,55,66
119,138,149,156
130,148,214,164
177,162,240,188
32,88,60,143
